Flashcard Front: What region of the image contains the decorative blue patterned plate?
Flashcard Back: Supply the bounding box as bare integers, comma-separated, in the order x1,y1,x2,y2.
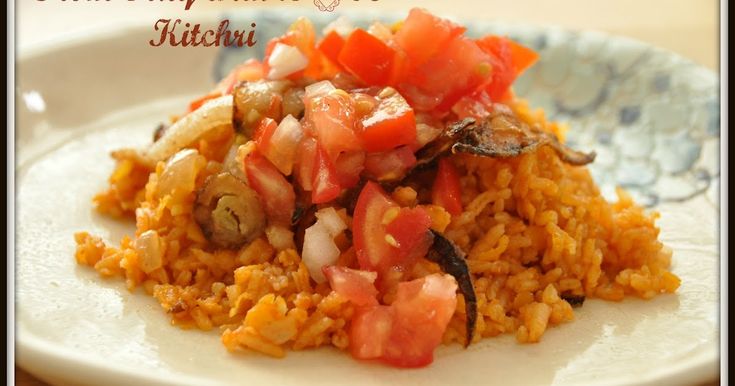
16,9,719,386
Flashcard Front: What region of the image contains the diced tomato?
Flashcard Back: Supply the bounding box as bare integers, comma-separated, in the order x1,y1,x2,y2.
358,91,416,152
317,30,345,65
363,146,416,181
348,273,458,367
338,29,397,86
476,35,538,101
498,88,516,103
333,151,365,189
387,49,410,86
352,182,431,276
352,182,396,272
295,137,318,191
432,158,463,215
322,266,379,307
187,59,264,113
315,52,342,80
382,274,458,367
350,305,394,359
311,144,341,204
228,58,266,85
401,36,492,112
385,206,433,265
220,59,266,95
394,8,465,68
254,117,278,157
451,90,494,120
507,39,539,74
306,92,363,159
285,17,317,55
289,17,326,79
243,150,296,225
262,18,318,81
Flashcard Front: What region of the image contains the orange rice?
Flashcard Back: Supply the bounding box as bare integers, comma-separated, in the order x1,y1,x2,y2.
74,97,680,358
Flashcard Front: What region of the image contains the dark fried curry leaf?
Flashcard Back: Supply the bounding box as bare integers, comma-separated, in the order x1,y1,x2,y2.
414,109,595,171
426,230,477,347
450,111,595,165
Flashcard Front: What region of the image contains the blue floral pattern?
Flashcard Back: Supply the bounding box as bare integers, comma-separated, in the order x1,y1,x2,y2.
215,11,720,208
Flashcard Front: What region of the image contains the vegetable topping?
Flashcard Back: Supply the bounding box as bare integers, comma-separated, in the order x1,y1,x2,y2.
134,7,597,368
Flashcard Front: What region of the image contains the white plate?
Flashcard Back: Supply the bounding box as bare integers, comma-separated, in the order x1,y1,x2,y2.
15,10,720,386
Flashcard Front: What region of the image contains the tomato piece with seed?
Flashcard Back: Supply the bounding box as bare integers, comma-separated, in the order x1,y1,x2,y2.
432,158,463,215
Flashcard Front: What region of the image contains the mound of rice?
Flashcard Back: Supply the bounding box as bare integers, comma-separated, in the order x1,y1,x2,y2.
75,98,679,358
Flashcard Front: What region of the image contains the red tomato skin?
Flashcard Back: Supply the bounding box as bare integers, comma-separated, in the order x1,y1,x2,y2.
322,266,379,307
432,158,463,216
333,151,365,189
358,92,417,152
476,36,537,102
394,8,466,68
254,117,278,156
338,29,396,86
507,39,539,74
228,58,266,86
295,136,318,191
187,59,264,112
387,49,410,87
352,181,432,277
352,181,396,272
317,30,346,65
311,144,342,204
262,18,318,80
188,92,221,113
475,36,515,101
400,36,492,112
243,151,296,225
385,207,433,266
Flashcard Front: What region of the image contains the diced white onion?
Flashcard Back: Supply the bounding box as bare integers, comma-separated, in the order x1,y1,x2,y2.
275,114,304,142
304,80,336,100
135,230,163,274
143,95,233,167
315,207,347,237
157,149,205,197
267,43,309,80
267,114,304,175
302,221,341,283
322,16,355,38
